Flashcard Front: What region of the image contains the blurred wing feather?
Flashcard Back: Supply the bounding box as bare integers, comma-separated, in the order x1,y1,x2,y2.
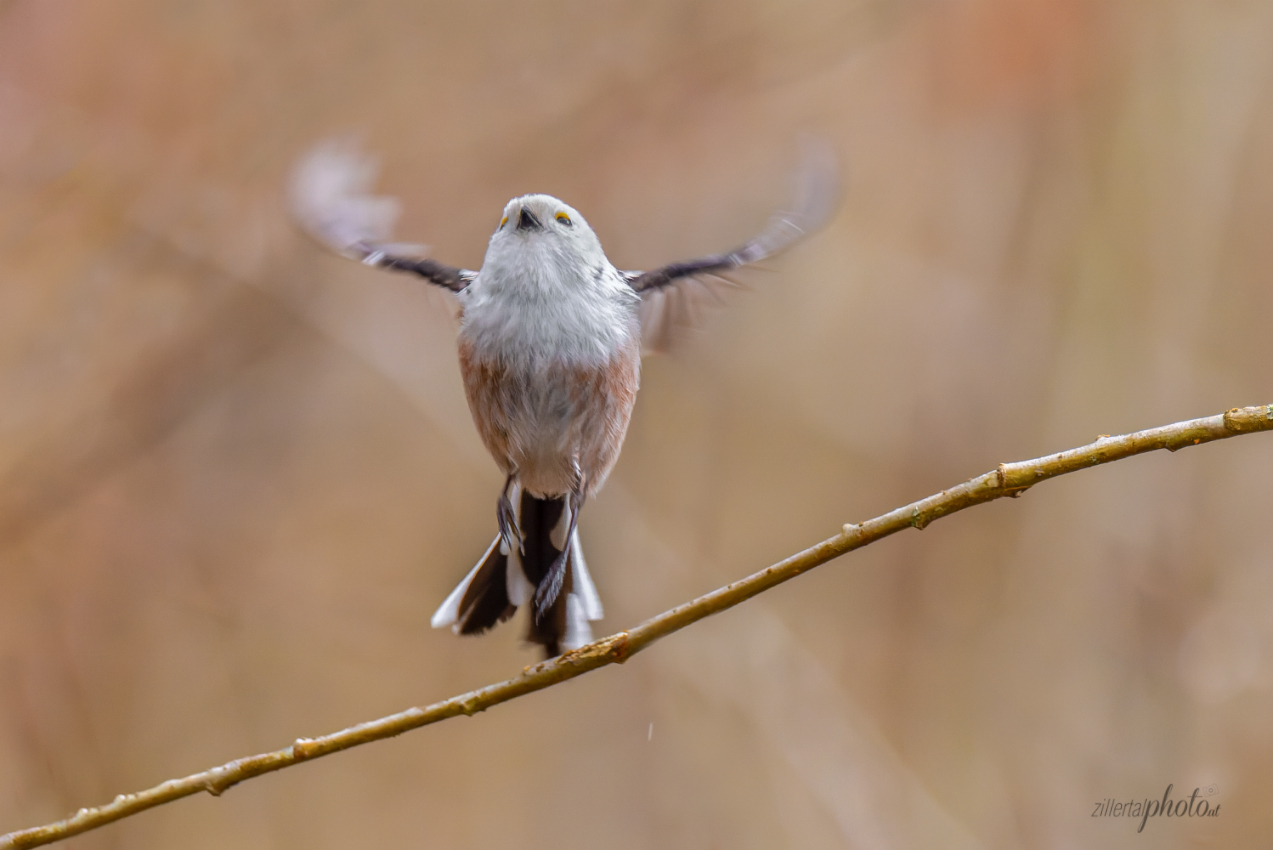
625,139,841,352
288,138,475,293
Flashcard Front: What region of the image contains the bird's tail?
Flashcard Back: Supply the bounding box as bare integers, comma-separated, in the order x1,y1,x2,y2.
431,488,604,657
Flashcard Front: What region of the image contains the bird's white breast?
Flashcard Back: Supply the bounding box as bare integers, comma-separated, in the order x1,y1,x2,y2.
458,237,639,364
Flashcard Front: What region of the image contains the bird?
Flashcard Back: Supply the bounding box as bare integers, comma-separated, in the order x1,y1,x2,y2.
289,139,838,657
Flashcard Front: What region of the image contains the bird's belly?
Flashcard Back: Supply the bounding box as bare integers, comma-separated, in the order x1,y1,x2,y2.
457,339,639,497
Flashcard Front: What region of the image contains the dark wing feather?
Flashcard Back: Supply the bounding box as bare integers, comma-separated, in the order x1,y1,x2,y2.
353,243,475,293
288,138,476,293
624,139,841,352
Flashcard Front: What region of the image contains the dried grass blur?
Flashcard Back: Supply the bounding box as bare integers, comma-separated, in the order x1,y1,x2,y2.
2,1,1273,848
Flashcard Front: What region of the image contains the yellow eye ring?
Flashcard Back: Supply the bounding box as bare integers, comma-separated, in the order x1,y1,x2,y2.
555,212,572,226
499,216,509,230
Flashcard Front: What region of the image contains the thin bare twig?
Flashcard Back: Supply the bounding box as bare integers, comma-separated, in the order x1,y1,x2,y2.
4,404,1272,849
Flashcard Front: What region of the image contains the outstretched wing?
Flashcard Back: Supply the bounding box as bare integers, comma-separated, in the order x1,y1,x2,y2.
288,139,476,293
624,139,841,352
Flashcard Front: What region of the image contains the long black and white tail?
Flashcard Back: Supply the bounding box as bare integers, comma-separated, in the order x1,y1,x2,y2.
431,487,603,657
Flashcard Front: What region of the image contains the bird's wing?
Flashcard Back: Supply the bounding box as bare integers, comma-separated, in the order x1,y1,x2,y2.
623,139,841,353
288,138,476,293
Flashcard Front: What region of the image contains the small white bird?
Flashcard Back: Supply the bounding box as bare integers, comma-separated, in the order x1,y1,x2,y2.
290,140,837,657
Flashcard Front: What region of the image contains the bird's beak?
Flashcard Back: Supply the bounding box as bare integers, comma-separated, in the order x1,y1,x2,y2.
516,207,542,231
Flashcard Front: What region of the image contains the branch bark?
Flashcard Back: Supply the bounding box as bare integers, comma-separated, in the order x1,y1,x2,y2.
4,403,1272,849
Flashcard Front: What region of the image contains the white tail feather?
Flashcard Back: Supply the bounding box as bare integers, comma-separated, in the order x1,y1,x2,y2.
570,533,604,621
506,541,533,606
561,594,593,651
430,537,497,630
433,521,605,648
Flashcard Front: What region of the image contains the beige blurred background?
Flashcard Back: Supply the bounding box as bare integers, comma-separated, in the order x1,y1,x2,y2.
2,1,1272,848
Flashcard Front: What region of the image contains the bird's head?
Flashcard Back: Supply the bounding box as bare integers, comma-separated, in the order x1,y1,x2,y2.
483,194,607,282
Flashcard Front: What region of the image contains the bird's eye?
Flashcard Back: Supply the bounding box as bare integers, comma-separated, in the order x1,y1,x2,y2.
499,216,509,230
555,212,572,226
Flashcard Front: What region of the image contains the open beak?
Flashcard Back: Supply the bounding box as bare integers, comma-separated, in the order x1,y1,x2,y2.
516,207,542,231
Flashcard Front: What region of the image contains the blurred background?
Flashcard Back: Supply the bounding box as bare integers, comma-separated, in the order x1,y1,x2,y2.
1,1,1272,848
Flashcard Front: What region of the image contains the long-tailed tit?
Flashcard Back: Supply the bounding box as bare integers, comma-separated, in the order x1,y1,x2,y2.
289,140,838,657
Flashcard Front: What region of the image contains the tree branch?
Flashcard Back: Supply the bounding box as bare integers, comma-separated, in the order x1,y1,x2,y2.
4,404,1272,849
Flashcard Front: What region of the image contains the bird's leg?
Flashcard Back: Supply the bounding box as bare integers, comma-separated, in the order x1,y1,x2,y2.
496,472,521,554
534,485,583,619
